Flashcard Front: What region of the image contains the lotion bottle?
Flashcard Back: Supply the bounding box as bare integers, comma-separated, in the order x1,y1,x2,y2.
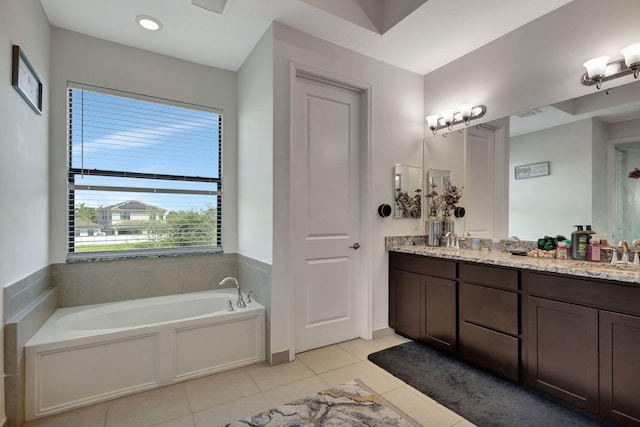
586,236,601,262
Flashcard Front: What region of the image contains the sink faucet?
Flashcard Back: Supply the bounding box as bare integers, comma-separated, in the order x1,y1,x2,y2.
219,277,246,308
617,241,630,263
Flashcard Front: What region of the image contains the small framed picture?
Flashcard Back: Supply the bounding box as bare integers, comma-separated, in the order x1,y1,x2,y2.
12,45,43,115
515,161,550,179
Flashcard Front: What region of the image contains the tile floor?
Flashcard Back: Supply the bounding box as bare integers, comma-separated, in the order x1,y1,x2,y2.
23,334,476,427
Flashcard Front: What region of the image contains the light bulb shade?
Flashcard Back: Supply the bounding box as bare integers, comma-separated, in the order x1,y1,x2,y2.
583,56,610,79
621,43,640,67
425,115,440,129
441,110,456,124
459,104,473,119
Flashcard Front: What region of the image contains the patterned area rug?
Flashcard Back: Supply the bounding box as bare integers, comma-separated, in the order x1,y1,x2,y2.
224,379,420,427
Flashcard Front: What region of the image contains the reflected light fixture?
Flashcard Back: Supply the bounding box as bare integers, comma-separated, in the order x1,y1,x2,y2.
582,42,640,93
425,104,487,136
136,15,163,31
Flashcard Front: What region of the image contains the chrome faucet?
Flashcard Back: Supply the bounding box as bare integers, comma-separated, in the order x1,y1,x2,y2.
218,277,246,308
617,241,630,263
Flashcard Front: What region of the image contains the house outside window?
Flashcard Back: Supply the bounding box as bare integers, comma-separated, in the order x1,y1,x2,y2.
67,83,223,258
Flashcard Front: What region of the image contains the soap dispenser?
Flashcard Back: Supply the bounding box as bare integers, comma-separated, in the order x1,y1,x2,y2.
571,225,589,260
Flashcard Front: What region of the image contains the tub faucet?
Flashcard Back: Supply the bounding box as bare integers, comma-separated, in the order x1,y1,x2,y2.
218,277,246,308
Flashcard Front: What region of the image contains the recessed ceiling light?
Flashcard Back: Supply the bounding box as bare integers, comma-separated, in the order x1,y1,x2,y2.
136,15,162,31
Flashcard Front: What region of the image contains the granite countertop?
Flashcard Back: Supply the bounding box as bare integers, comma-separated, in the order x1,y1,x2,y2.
387,244,640,285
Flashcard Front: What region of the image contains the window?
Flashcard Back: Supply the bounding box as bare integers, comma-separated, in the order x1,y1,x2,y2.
67,83,222,258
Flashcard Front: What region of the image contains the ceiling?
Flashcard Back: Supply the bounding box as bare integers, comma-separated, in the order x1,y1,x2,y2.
510,80,640,137
39,0,573,75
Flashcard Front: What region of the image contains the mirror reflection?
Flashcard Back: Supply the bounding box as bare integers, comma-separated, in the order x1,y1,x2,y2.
508,80,640,242
425,168,451,219
393,163,422,218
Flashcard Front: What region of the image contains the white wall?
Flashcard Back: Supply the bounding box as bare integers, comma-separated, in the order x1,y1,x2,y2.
270,22,424,356
0,1,51,288
49,28,238,262
0,1,50,422
509,120,593,240
237,26,274,264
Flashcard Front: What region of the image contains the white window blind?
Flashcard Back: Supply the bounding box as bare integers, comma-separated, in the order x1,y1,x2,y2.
67,83,223,258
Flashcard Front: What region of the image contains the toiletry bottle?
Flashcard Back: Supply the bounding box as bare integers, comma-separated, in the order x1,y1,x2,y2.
586,236,601,262
556,241,568,259
586,225,596,237
571,225,589,260
599,234,609,246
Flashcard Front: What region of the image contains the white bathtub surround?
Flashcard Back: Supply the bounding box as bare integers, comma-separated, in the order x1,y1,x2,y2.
25,289,265,420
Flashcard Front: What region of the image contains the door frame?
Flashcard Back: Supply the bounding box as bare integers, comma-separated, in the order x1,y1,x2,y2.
606,135,640,241
287,61,373,359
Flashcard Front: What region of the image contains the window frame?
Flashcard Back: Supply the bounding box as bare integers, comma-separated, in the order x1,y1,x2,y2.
66,82,224,261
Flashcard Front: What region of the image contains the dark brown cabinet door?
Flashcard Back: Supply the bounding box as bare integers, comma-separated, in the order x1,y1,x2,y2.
389,269,422,339
422,276,457,353
527,296,599,412
600,311,640,426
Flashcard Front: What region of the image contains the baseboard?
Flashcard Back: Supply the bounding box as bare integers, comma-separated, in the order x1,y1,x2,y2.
270,350,289,366
372,327,394,340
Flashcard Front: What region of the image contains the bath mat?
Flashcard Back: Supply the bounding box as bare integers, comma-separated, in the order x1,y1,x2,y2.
224,379,420,426
368,341,613,427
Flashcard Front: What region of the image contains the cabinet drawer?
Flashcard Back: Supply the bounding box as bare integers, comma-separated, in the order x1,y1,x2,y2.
460,321,519,382
527,272,640,315
460,283,519,336
461,263,519,290
389,252,456,279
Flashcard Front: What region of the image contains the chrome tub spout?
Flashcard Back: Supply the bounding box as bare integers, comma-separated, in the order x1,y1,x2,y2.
219,277,246,308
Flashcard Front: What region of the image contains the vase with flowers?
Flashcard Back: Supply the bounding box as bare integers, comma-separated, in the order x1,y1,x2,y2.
425,181,463,246
394,188,422,218
426,182,463,221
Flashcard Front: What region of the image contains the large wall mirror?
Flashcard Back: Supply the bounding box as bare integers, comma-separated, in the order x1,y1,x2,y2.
393,163,422,218
508,80,640,243
423,80,640,243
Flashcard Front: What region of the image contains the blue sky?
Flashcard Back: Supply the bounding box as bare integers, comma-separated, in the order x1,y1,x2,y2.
70,89,220,212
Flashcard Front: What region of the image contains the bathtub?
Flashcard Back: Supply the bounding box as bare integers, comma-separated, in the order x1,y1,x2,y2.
24,289,265,420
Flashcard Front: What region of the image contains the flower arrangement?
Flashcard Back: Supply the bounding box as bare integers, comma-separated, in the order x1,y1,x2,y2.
395,188,422,218
629,167,640,179
426,181,463,220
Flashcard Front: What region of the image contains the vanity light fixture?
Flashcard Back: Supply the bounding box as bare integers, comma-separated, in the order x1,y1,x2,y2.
136,15,163,31
425,104,487,136
582,42,640,93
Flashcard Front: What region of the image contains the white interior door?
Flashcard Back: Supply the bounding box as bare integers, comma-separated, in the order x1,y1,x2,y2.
292,75,361,353
466,126,496,238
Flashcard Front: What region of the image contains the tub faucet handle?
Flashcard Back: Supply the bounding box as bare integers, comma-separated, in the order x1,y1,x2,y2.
226,300,234,312
246,290,254,303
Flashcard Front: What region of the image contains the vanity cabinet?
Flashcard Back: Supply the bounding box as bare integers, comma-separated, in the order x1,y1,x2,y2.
388,252,457,353
600,311,640,426
459,263,520,382
527,296,599,412
527,271,640,425
388,250,640,426
388,268,422,339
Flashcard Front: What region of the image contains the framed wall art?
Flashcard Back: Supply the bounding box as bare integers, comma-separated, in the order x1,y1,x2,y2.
515,161,550,179
12,45,43,115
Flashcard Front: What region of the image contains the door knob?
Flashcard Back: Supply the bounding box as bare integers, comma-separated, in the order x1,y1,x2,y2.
349,242,361,250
